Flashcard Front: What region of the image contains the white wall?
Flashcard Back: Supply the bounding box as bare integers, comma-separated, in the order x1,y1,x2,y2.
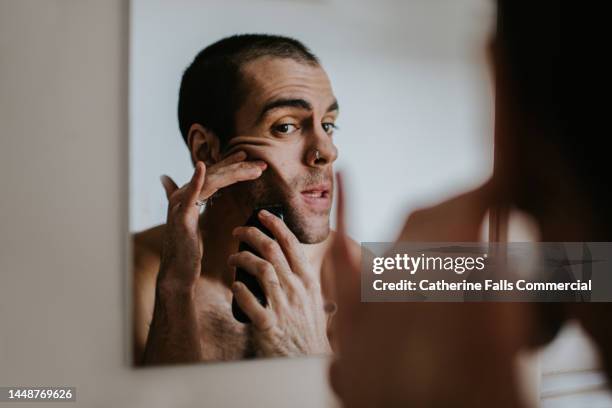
2,1,607,408
130,0,496,243
0,1,330,407
0,0,494,406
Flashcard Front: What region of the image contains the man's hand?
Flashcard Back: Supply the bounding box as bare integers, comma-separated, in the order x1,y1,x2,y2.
229,210,331,357
326,174,531,408
157,151,267,289
142,151,266,365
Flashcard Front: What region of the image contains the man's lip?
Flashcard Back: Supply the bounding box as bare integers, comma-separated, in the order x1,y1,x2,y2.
300,184,332,210
300,184,331,196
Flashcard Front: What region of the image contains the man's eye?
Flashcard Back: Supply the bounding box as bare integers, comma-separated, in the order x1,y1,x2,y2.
322,122,338,135
273,123,299,135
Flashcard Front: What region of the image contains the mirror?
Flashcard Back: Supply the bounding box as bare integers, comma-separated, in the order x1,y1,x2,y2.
130,0,494,366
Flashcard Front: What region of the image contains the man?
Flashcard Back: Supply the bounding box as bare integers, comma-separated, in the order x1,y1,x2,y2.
133,34,348,365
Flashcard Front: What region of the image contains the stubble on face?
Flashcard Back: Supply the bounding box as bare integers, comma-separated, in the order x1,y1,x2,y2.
225,57,337,244
236,167,332,244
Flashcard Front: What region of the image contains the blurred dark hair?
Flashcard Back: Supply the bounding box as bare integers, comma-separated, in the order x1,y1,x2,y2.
497,1,610,239
498,2,612,382
178,34,319,151
496,1,561,137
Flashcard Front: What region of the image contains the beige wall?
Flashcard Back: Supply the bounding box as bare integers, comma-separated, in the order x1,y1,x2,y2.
0,1,333,407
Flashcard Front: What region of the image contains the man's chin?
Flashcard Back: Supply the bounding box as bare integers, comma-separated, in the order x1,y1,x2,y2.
299,225,331,244
284,211,331,244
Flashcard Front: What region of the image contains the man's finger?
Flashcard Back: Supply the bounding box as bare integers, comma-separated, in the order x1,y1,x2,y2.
331,172,360,316
215,150,247,167
335,172,347,238
202,161,266,198
228,251,287,305
257,209,310,281
231,227,295,289
183,161,207,206
160,175,179,200
232,281,274,330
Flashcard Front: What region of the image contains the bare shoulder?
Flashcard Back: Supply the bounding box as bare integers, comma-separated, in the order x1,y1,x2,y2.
132,224,165,364
133,224,165,279
320,230,361,273
328,230,361,257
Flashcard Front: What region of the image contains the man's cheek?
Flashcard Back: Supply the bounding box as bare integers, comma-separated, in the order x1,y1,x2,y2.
265,158,295,181
225,140,304,192
255,152,300,188
254,146,295,166
224,136,287,160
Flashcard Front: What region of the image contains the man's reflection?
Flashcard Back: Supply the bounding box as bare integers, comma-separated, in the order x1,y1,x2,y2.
132,35,355,365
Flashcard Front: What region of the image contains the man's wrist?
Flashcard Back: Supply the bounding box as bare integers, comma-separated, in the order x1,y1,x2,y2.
156,274,197,301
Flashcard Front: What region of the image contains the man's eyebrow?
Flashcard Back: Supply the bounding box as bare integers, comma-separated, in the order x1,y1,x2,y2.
326,100,339,113
258,98,312,123
256,98,340,124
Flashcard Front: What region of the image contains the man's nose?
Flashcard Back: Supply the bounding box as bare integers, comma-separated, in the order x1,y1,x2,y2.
305,129,338,168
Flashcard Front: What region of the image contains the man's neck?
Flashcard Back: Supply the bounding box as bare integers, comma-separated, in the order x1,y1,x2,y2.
198,194,249,287
197,195,332,288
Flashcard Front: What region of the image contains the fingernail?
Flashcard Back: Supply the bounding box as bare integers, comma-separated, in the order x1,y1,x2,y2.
259,209,271,218
256,161,267,169
231,282,241,293
232,227,240,236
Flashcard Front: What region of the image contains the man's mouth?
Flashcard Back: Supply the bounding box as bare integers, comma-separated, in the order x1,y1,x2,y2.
300,184,332,211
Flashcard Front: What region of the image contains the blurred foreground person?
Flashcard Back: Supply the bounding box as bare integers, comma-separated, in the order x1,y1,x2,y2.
328,2,611,407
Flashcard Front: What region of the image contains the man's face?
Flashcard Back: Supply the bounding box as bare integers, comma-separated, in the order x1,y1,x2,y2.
225,57,339,244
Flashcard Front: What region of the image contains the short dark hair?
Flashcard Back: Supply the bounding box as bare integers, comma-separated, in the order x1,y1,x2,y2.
178,34,319,150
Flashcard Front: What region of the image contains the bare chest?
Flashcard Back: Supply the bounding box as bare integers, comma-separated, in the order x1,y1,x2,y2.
194,282,254,361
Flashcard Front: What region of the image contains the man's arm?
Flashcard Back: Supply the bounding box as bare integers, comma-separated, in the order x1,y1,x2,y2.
132,235,202,366
135,153,267,365
132,238,157,364
137,163,208,366
143,278,202,365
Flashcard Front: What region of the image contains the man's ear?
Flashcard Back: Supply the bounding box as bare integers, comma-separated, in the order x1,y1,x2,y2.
187,124,221,166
